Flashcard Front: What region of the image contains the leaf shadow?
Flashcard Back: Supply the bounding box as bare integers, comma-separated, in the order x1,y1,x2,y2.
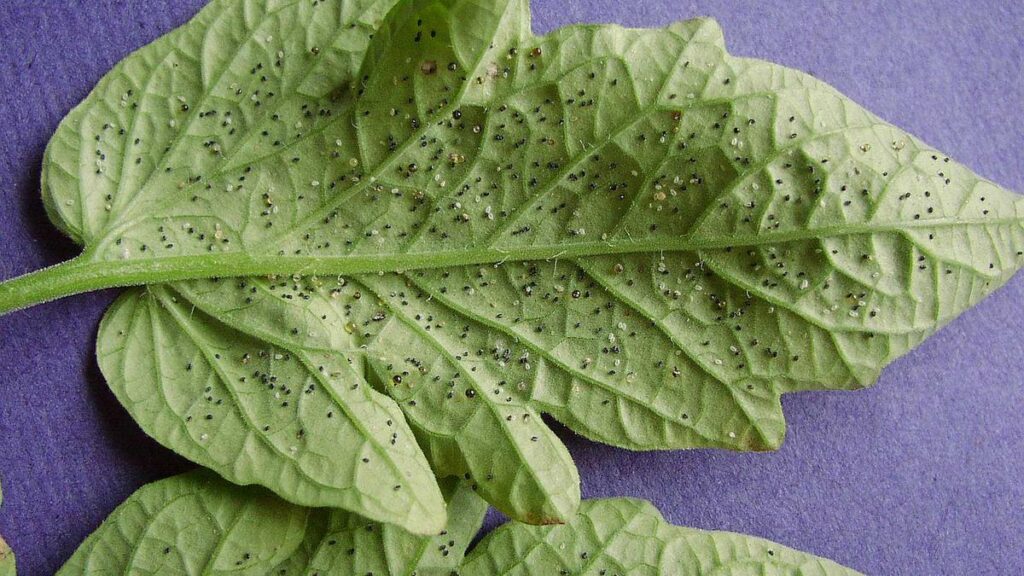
16,146,79,265
83,343,191,482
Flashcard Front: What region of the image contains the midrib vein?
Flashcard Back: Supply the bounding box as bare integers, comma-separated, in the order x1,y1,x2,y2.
80,214,1024,281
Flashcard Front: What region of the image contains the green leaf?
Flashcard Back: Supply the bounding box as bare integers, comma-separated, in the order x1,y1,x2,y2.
3,0,1018,311
98,285,446,533
461,498,862,575
60,472,859,575
8,0,1024,531
57,470,486,576
99,278,580,527
0,478,13,576
0,535,12,576
82,0,1024,526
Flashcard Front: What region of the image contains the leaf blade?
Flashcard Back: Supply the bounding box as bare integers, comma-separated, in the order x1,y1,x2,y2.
97,286,447,534
35,0,1024,527
169,274,582,525
461,498,863,575
59,472,858,576
57,471,487,576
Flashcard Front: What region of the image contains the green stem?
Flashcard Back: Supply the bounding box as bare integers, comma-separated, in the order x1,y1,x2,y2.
0,242,619,314
0,258,92,313
1,257,141,314
0,254,252,315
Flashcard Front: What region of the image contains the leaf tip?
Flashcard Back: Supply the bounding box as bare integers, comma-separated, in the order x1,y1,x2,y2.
406,494,450,536
669,16,725,49
744,420,787,452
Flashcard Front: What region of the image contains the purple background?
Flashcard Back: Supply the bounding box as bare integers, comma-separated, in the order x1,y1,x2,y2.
1,1,1022,574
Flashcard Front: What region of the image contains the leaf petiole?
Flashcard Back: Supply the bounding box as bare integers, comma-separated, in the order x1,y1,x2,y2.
0,255,259,314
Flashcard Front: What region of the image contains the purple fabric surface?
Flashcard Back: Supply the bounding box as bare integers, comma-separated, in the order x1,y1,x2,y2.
0,1,1022,574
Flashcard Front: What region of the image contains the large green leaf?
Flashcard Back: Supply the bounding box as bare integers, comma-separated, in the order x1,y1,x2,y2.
462,498,861,575
58,470,486,576
59,471,859,575
6,0,1019,307
10,0,1024,533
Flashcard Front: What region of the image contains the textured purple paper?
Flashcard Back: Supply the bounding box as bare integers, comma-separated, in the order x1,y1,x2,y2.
1,1,1022,574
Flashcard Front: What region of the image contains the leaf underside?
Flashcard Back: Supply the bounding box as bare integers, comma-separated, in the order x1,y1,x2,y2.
57,470,486,576
59,471,860,576
463,498,862,576
0,479,13,576
0,536,12,576
43,0,1024,529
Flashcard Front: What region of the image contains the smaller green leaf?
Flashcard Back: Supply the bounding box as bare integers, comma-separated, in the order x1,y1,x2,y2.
58,470,487,576
0,478,13,576
59,470,309,575
200,272,581,524
97,286,447,534
0,535,13,576
61,471,860,575
462,498,862,576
